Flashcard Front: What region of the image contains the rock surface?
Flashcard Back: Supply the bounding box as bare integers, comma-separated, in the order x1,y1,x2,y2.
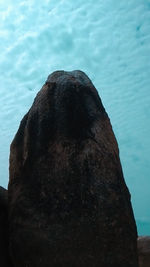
8,70,138,266
138,236,150,267
0,186,12,267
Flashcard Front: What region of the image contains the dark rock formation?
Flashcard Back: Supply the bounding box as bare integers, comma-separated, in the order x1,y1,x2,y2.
0,186,12,267
138,236,150,267
8,70,138,266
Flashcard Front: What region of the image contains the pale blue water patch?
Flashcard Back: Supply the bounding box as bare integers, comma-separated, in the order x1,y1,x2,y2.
0,0,150,235
137,220,150,236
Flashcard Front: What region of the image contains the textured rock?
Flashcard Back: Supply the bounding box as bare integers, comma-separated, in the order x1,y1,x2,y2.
0,186,12,267
8,70,138,267
138,236,150,267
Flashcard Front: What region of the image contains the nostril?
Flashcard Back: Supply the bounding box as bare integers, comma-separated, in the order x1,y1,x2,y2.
76,87,80,93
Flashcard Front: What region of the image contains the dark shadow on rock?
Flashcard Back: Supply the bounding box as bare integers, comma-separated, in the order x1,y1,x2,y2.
0,186,13,267
8,70,138,267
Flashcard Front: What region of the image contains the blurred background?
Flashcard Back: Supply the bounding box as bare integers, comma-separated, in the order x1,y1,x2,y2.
0,0,150,235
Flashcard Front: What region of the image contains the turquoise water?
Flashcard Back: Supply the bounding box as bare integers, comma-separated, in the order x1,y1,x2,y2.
0,0,150,235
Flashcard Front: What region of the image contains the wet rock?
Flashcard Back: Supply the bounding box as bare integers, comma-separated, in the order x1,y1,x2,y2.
138,236,150,267
0,186,12,267
8,70,138,267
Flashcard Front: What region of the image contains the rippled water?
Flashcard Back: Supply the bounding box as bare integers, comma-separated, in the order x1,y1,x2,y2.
0,0,150,235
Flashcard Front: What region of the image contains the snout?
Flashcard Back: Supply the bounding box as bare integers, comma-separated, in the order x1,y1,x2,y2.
45,70,105,139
